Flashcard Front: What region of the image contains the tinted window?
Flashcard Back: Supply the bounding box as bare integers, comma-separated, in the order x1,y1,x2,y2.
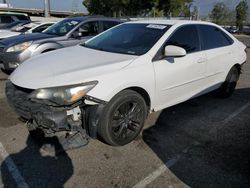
199,25,233,50
103,21,119,31
78,21,99,36
0,15,14,23
44,19,80,36
165,25,200,53
32,24,53,33
84,23,170,55
16,15,29,21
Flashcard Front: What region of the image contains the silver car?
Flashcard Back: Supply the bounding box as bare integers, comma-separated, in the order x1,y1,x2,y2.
0,16,125,72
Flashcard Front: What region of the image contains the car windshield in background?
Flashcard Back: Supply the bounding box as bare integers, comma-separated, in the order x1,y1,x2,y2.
43,19,80,36
84,23,171,55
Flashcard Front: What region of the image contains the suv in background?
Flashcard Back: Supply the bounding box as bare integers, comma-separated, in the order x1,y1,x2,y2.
0,16,126,72
0,12,30,26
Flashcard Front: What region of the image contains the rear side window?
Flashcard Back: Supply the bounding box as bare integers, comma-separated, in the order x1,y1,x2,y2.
16,15,30,21
199,25,233,50
165,25,200,54
78,21,99,36
0,15,14,23
103,21,120,31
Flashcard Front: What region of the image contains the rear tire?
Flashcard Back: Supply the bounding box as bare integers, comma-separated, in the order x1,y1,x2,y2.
216,66,240,98
97,90,147,146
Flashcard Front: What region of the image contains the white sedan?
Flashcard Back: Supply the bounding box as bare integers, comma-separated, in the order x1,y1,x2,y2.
7,20,247,148
0,22,54,40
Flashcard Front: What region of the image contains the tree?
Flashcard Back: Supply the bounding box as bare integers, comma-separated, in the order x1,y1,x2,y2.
156,0,192,17
83,0,154,17
236,0,248,30
210,2,230,25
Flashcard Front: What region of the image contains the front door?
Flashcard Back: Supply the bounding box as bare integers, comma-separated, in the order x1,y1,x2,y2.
153,25,207,110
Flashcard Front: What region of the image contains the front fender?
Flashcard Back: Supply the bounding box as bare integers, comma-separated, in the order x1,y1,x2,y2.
31,42,64,55
86,58,156,110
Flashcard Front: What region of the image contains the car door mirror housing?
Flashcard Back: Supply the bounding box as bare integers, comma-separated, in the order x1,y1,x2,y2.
164,45,187,57
72,31,82,39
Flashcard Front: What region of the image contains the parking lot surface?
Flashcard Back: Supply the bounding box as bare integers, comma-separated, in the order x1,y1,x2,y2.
0,36,249,188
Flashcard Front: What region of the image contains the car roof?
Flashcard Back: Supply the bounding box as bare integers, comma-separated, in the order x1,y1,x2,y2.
64,16,125,22
129,19,217,26
0,11,29,17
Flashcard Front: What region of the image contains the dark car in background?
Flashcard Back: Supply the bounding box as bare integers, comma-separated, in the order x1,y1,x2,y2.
0,16,126,72
0,12,30,27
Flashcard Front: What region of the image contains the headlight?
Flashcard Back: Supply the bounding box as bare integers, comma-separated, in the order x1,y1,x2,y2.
6,41,33,52
29,81,98,105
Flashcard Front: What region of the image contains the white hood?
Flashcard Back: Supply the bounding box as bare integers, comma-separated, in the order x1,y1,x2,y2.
10,45,137,89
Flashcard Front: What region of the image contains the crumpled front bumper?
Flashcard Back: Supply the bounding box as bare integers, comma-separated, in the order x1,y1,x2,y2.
5,81,106,139
6,81,97,135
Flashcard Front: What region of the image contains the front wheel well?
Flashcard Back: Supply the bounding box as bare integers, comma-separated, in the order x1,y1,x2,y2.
234,64,242,74
124,87,151,110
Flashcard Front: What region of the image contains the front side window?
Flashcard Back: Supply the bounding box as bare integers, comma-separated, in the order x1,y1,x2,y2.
78,21,99,36
44,19,80,36
199,25,233,50
84,23,170,55
165,25,200,54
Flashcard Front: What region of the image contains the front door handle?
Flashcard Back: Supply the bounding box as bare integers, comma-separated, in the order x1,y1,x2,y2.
197,58,206,64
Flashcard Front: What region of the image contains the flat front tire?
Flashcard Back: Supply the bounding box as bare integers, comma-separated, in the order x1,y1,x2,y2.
97,90,148,146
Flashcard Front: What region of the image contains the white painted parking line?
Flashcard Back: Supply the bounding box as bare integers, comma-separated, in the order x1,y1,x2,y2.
133,102,250,188
223,102,250,125
209,101,250,134
133,155,181,188
0,142,29,188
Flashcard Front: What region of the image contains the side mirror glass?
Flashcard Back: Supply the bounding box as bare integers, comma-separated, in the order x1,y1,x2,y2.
164,45,187,57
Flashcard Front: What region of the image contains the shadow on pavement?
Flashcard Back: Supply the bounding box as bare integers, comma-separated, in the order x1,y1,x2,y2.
143,88,250,188
1,130,73,187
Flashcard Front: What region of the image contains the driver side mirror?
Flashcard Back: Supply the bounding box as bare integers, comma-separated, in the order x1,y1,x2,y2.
164,45,186,57
72,31,82,39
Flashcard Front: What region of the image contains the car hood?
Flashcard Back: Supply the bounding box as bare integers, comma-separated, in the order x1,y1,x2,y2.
0,33,55,47
10,45,137,89
0,31,19,39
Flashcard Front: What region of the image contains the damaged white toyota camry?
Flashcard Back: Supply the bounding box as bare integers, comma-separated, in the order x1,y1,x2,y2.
6,20,247,148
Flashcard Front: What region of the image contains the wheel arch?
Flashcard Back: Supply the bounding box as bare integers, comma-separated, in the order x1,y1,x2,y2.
234,63,242,74
123,86,151,110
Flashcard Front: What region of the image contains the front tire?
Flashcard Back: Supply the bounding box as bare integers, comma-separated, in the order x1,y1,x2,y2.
97,90,148,146
216,66,240,98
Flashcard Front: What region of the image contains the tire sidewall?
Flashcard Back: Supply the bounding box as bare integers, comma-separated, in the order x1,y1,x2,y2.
97,90,147,146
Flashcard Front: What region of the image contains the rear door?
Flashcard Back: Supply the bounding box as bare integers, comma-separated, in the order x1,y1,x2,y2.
198,25,234,88
154,24,207,110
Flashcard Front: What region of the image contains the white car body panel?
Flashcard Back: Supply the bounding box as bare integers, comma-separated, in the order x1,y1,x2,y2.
10,20,247,112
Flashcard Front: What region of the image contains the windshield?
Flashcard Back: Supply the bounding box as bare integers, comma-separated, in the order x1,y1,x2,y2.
43,19,80,36
84,23,170,55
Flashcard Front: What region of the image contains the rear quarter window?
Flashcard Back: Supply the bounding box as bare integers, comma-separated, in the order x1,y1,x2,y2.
199,25,233,50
